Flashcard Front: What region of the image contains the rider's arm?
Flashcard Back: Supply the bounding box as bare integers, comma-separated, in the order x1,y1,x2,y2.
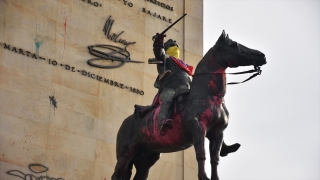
153,34,169,61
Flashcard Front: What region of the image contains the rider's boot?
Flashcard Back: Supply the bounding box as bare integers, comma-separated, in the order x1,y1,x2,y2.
157,101,173,136
220,141,241,157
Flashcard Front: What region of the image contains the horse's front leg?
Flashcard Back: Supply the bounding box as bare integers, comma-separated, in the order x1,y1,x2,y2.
208,132,224,180
187,118,210,180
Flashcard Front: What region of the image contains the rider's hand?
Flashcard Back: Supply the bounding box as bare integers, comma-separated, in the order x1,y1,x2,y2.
153,33,166,48
153,33,166,43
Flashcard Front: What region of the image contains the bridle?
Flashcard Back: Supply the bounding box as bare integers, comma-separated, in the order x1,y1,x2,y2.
192,66,262,85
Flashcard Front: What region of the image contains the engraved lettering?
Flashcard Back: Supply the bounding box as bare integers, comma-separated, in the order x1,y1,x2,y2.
32,54,37,59
18,48,25,55
4,43,10,50
12,47,17,53
25,51,31,57
65,65,71,70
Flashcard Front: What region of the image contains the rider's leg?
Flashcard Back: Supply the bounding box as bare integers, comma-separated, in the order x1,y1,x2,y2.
157,88,175,134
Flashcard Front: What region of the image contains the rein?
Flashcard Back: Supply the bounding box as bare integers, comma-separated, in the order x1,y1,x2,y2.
192,66,262,85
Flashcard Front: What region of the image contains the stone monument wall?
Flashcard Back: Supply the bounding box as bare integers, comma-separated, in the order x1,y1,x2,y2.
0,0,203,179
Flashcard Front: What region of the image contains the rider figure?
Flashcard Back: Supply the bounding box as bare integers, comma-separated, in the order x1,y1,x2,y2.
150,33,193,135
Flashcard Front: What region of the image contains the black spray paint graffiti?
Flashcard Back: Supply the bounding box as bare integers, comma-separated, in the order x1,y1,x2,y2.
7,163,65,180
86,16,144,69
87,44,144,69
49,95,57,110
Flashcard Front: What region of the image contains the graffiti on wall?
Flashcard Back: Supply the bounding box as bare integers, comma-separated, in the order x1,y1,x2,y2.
49,95,58,111
87,44,144,69
7,164,65,180
102,16,136,47
86,16,144,69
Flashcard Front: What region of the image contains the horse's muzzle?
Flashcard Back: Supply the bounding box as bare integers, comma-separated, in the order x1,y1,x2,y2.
252,50,267,66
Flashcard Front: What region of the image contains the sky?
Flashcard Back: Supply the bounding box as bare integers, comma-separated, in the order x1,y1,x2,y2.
203,1,320,180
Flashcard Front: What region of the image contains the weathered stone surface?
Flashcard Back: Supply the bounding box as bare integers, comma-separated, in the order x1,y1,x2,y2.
0,113,49,148
45,149,95,180
46,126,97,162
0,136,47,167
185,16,203,56
0,0,203,179
0,89,51,124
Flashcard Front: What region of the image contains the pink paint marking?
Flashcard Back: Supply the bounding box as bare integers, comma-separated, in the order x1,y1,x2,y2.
144,112,188,148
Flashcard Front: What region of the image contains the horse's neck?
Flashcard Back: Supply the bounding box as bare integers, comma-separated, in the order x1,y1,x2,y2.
190,51,227,98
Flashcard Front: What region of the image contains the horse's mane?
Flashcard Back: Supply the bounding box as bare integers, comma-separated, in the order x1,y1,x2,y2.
193,46,220,75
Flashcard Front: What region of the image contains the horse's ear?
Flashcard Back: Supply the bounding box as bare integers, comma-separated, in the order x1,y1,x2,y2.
216,30,226,45
226,34,230,43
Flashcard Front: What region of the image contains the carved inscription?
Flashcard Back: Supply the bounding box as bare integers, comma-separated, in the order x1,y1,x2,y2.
119,0,133,7
2,43,144,95
145,0,173,11
142,8,172,23
80,0,102,7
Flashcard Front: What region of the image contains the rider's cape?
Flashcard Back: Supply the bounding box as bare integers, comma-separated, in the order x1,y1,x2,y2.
170,56,193,75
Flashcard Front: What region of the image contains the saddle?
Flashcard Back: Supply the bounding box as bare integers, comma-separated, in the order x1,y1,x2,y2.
134,88,190,118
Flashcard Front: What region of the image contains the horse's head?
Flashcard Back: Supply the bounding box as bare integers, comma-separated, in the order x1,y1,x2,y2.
214,30,267,68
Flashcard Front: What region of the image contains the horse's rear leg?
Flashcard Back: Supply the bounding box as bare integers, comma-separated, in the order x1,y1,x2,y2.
111,146,138,180
123,161,134,180
133,152,160,180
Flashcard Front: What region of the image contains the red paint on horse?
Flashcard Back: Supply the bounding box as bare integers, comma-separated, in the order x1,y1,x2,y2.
142,112,191,152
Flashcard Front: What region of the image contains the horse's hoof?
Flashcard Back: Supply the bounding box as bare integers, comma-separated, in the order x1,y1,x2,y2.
220,143,241,157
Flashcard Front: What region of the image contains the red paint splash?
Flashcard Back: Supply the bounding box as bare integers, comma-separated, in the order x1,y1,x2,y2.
62,16,67,57
143,111,188,149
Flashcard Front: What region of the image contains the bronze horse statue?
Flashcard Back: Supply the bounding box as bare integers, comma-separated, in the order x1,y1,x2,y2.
111,30,267,180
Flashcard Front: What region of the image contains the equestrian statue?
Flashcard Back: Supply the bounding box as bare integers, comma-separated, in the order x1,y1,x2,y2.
111,28,267,180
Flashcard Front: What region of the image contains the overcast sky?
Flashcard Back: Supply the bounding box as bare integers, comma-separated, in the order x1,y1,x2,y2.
203,1,320,179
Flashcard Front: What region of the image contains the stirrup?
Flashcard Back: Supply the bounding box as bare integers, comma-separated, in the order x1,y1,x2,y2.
160,119,173,136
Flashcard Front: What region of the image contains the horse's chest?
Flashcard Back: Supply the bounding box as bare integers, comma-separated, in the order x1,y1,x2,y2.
198,97,228,129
